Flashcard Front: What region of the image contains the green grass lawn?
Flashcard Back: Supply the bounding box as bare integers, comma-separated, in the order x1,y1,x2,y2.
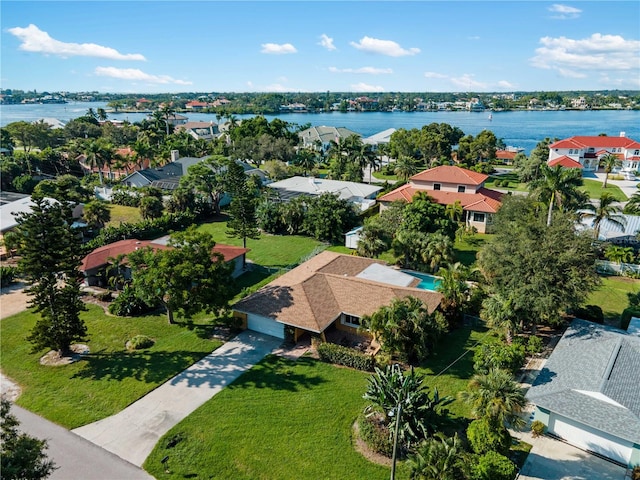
107,204,142,226
198,217,326,269
372,170,399,181
0,304,222,428
484,173,528,192
587,275,640,325
454,233,490,267
144,355,401,479
580,179,628,201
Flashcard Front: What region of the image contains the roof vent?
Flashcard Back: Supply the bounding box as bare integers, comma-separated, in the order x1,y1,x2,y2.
620,132,626,137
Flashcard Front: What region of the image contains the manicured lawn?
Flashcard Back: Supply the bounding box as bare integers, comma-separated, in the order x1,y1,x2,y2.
0,304,222,428
144,355,401,479
580,179,628,201
417,325,490,421
454,233,490,267
107,204,142,226
484,173,528,192
587,275,640,325
198,218,326,269
372,170,399,181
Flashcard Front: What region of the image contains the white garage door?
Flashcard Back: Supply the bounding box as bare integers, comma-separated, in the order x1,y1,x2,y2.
247,314,285,339
549,413,633,465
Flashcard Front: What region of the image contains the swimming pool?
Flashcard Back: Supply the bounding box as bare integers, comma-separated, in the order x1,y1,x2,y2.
402,270,441,291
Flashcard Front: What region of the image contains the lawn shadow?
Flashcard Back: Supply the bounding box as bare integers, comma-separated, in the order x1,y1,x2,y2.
227,355,327,392
421,326,484,379
71,349,211,384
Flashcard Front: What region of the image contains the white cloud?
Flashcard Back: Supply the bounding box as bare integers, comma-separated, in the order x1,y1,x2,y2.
263,83,289,92
450,74,488,90
497,80,516,89
260,43,297,54
246,81,254,88
94,67,191,85
548,4,582,19
424,71,448,79
328,66,392,74
530,33,640,77
350,82,385,92
8,24,145,60
318,34,336,51
349,36,420,57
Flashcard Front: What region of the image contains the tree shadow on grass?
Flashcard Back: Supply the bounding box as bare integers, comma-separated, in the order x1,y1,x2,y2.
420,326,483,380
70,349,210,384
226,355,327,392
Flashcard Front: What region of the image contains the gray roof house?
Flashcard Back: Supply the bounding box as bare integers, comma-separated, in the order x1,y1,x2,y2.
120,156,207,190
298,126,361,151
267,176,382,211
526,319,640,467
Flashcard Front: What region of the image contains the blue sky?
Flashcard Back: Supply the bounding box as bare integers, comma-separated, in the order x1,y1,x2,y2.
2,1,639,93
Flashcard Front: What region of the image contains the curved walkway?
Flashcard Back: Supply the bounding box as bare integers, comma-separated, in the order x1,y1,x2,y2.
72,330,282,467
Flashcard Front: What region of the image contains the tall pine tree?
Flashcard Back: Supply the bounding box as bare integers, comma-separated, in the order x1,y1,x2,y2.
17,196,87,355
225,160,260,257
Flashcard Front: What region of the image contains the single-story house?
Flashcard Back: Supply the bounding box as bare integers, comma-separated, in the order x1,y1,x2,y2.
267,176,382,211
233,251,442,340
362,128,396,149
526,319,640,467
80,238,249,286
378,165,503,233
578,213,639,244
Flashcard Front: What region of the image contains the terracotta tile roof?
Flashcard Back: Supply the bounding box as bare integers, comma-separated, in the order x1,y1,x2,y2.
410,165,488,185
378,185,503,213
550,136,640,150
496,150,517,160
80,239,247,271
548,156,584,168
233,251,443,333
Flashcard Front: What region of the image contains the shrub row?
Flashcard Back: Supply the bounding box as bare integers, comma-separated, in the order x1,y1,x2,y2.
316,342,375,371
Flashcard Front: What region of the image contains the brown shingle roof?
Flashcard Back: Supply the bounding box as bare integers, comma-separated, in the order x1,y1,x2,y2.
233,251,442,333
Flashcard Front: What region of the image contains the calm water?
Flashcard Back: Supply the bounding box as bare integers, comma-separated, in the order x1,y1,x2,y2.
403,270,441,291
2,101,639,155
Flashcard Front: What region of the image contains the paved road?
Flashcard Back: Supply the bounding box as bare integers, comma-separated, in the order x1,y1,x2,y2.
11,405,153,480
73,330,282,467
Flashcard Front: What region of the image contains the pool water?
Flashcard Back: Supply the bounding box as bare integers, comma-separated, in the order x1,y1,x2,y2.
403,271,441,291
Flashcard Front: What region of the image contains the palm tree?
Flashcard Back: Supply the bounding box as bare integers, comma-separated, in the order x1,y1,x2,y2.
581,192,626,239
394,155,419,182
444,200,463,223
83,199,111,229
96,108,108,122
424,233,454,273
529,164,584,226
407,433,465,480
458,368,527,430
600,153,621,188
481,293,519,344
624,191,640,214
436,262,470,324
294,148,318,176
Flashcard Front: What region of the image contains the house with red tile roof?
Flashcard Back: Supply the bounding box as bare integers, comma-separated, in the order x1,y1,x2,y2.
378,165,503,233
548,134,640,172
185,100,211,110
233,251,442,341
80,238,249,287
495,149,517,164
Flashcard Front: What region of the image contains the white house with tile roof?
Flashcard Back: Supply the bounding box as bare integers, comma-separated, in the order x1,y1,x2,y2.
526,319,640,467
548,134,640,172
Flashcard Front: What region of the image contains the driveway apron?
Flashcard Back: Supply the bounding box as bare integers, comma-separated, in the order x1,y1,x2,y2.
72,330,282,467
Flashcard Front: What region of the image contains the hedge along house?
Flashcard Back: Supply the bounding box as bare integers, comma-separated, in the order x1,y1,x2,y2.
80,238,249,287
232,251,442,341
378,165,502,234
526,319,640,467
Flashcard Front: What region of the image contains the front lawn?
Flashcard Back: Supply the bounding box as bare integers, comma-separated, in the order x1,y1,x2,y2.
0,304,222,428
198,217,326,269
484,173,528,192
580,179,628,201
587,275,640,325
454,233,489,267
107,204,142,226
144,355,399,479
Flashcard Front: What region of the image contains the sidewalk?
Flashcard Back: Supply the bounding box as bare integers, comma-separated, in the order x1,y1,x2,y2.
72,330,282,467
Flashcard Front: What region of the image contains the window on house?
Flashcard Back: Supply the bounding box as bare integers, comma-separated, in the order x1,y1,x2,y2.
569,149,573,154
341,314,360,328
458,185,466,193
634,150,639,155
433,183,441,190
473,213,485,222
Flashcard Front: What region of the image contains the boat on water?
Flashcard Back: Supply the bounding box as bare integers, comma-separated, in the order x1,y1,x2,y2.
488,113,493,121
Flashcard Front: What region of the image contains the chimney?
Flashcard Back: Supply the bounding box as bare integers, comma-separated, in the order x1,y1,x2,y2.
170,150,179,162
620,132,626,138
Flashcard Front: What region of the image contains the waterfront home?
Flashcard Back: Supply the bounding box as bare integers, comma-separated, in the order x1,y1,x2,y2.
233,250,442,341
526,319,640,467
298,126,361,151
362,128,396,149
185,100,211,110
378,165,502,233
175,121,220,141
548,134,640,172
267,176,382,211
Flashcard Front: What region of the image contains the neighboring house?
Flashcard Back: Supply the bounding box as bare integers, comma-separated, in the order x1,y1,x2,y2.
495,149,517,164
578,213,640,244
526,319,640,467
165,114,188,127
548,134,640,172
280,103,307,112
79,147,148,181
298,126,361,151
362,128,396,149
175,121,219,141
345,226,363,249
80,238,249,286
233,251,442,340
37,117,67,129
267,176,382,211
185,101,211,110
120,154,208,190
378,165,503,233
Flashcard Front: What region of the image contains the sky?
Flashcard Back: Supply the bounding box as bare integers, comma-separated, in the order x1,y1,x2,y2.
1,1,639,94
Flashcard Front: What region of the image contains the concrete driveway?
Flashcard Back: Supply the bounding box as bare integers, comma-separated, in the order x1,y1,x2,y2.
518,433,628,480
73,330,282,467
